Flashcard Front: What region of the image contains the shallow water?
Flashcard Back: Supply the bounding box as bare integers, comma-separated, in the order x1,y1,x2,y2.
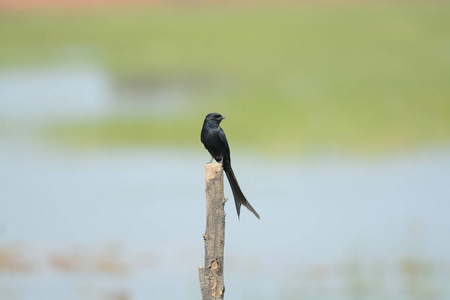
1,139,449,300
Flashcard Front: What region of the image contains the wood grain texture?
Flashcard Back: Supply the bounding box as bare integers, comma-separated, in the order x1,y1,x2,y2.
199,162,225,300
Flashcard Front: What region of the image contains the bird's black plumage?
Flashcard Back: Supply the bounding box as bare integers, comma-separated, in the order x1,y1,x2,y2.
201,113,260,219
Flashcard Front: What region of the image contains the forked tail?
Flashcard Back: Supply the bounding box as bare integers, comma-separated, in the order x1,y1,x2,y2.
224,165,260,219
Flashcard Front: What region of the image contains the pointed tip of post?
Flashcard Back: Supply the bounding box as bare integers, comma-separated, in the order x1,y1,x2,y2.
205,162,223,185
205,161,222,167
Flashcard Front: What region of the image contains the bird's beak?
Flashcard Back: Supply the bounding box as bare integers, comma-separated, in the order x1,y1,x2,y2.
221,116,226,120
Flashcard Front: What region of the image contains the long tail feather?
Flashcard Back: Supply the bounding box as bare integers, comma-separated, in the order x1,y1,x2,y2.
224,166,260,219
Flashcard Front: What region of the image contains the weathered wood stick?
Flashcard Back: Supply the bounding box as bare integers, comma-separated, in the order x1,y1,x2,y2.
199,162,226,300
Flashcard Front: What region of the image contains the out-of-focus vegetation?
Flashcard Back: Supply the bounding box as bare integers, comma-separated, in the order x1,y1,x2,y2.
1,3,449,154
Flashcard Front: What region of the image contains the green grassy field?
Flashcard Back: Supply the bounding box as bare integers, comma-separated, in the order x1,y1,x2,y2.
1,3,449,154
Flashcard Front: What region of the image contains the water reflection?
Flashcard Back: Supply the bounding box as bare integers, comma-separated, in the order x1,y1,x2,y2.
0,64,110,122
1,139,449,300
0,63,199,124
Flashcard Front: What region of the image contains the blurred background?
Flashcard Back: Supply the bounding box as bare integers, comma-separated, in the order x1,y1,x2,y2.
1,1,450,299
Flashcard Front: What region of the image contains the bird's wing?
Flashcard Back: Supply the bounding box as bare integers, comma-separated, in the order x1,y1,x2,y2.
218,128,230,159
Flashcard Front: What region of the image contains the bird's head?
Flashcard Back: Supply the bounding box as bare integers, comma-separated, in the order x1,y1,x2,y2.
205,113,226,124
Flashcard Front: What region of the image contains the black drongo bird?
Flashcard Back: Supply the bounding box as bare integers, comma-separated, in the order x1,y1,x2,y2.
201,113,260,219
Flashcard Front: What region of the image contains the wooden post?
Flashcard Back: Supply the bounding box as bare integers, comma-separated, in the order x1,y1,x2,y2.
199,162,226,300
